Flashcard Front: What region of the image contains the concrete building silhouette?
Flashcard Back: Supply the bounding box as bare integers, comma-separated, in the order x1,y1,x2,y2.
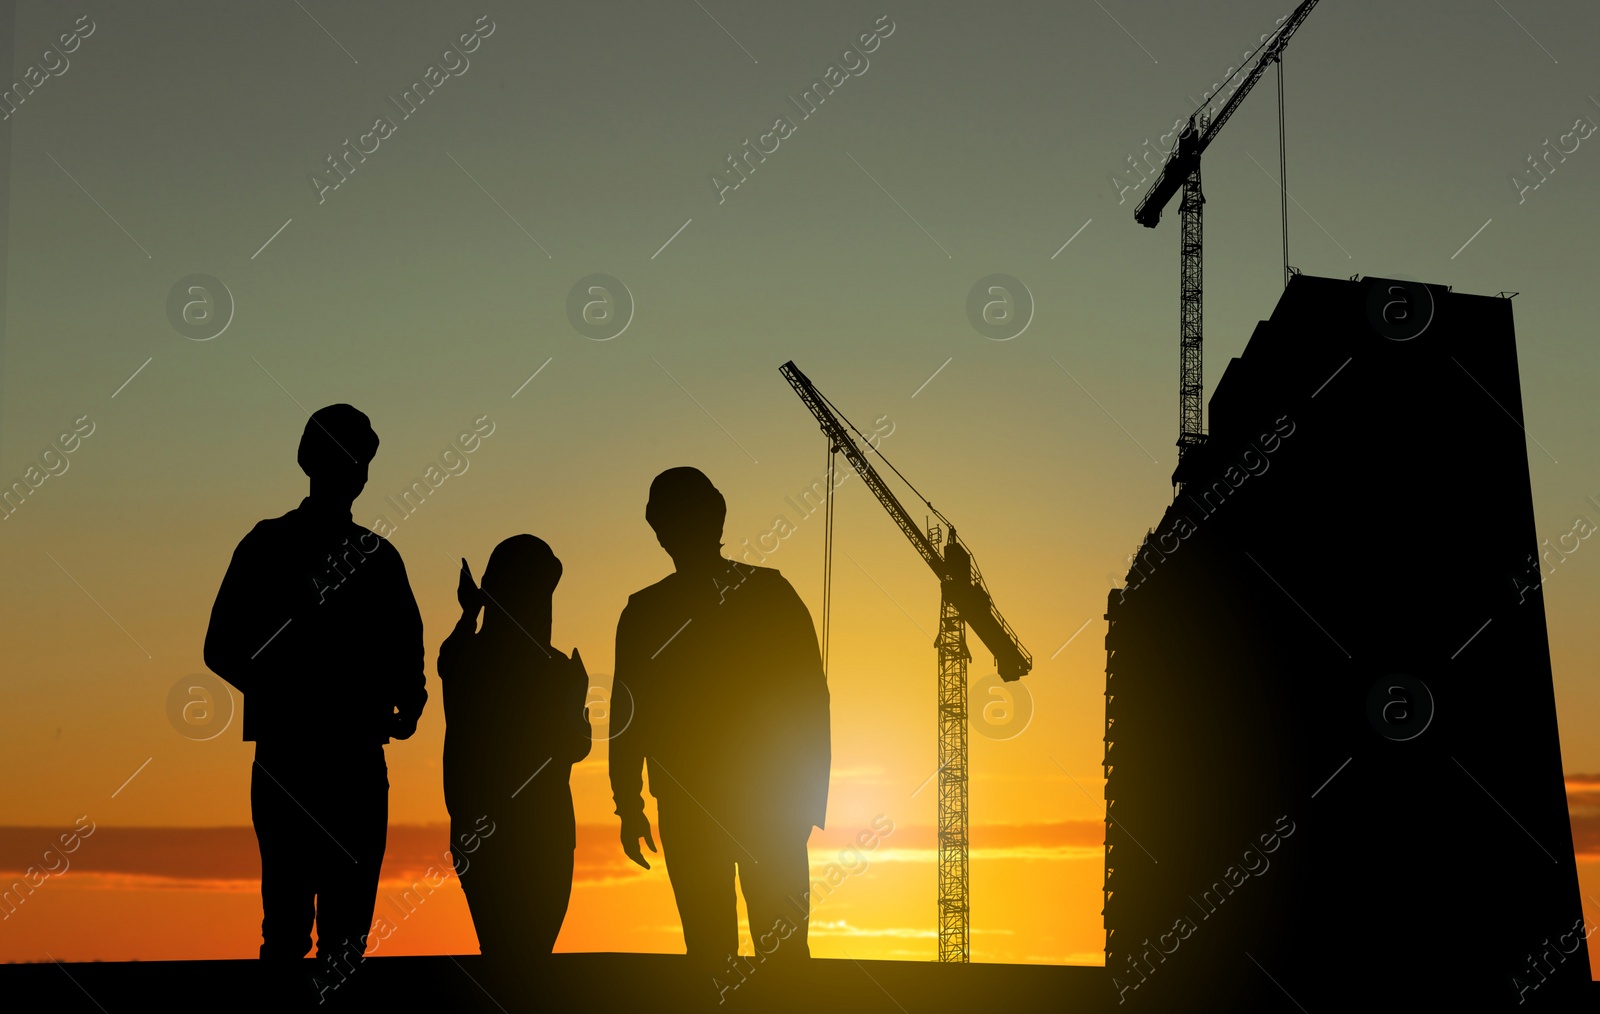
1102,275,1587,1010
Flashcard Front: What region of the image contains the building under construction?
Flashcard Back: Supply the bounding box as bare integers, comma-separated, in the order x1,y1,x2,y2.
1102,275,1588,1009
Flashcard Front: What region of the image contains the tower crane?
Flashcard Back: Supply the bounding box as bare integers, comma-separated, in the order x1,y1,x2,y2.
1134,0,1319,468
780,361,1032,963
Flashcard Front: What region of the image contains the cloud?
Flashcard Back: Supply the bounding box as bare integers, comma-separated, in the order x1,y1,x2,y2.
0,821,1107,887
830,766,888,777
796,820,1108,869
0,826,263,884
808,919,936,939
1565,776,1600,856
805,919,1014,939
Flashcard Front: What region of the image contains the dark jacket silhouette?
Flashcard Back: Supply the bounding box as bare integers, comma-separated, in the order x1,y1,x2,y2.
203,404,426,975
440,535,590,957
610,467,830,978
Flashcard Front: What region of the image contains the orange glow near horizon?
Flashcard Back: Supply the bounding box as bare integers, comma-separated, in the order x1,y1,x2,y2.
7,792,1600,976
0,819,1107,967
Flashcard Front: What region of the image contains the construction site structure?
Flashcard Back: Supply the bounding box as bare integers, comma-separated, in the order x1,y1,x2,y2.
780,361,1031,962
1102,275,1587,1009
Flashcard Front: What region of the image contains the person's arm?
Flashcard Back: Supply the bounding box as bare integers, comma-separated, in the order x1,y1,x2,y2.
609,601,656,868
385,546,428,741
772,575,832,833
203,527,274,696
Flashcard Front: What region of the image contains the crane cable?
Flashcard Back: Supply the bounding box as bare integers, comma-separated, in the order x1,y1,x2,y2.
814,385,951,532
1187,20,1284,127
821,441,835,680
1278,56,1290,288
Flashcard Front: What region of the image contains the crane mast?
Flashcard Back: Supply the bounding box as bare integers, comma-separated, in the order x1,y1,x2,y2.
1133,0,1320,466
779,361,1032,962
929,520,971,962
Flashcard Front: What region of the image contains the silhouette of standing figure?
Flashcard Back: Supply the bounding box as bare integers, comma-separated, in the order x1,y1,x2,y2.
610,467,831,986
440,535,591,958
203,405,427,988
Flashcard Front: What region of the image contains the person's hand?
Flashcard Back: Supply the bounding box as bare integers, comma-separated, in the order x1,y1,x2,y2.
568,647,590,692
457,558,486,616
567,647,592,724
391,710,419,741
620,811,657,870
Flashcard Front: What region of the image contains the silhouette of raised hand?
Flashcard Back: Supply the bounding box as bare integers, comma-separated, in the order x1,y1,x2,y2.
457,557,486,616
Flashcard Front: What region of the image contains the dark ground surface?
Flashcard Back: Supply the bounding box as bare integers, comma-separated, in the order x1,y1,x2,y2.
6,953,1598,1011
0,953,1105,1013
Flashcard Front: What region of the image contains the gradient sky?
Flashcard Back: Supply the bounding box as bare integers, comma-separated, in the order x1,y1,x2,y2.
3,0,1600,969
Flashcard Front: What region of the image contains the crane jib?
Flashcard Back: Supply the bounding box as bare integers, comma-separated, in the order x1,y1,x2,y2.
1131,0,1319,229
778,360,1032,680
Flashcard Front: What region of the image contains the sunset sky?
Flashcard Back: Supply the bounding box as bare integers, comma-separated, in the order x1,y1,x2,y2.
4,0,1600,974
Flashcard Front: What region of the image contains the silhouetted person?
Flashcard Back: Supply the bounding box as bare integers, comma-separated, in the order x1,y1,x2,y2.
610,467,830,988
439,536,591,959
203,404,427,997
